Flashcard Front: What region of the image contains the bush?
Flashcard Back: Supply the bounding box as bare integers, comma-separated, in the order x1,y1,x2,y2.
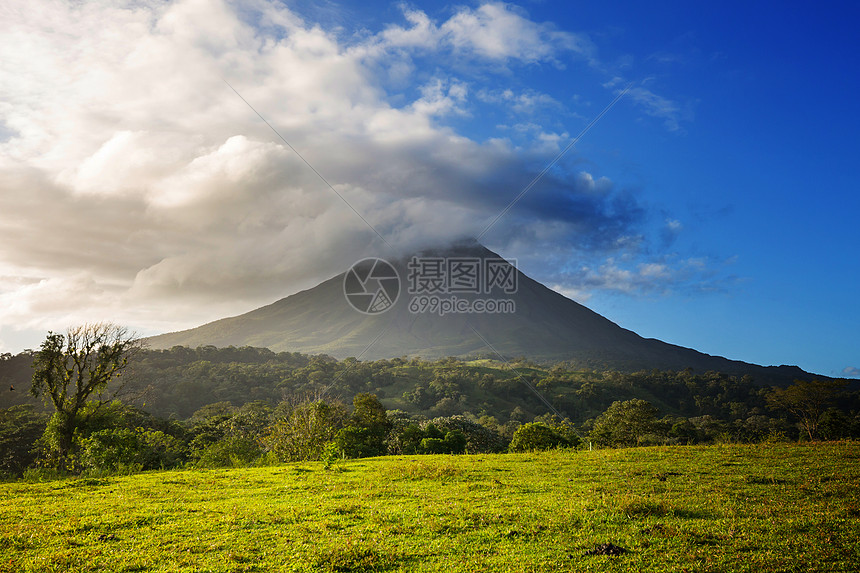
36,401,185,473
425,415,507,453
78,426,188,473
193,435,262,468
0,405,48,476
387,422,467,455
392,424,426,455
334,426,383,458
509,422,573,452
263,399,349,462
137,429,186,469
79,428,142,473
590,399,660,447
419,430,467,454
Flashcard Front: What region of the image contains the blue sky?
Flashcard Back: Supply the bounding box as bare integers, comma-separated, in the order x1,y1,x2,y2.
0,1,857,377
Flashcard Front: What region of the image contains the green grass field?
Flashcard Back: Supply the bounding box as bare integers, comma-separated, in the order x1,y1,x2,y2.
2,443,858,572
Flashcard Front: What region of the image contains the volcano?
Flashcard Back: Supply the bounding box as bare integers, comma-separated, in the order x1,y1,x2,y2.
146,242,810,383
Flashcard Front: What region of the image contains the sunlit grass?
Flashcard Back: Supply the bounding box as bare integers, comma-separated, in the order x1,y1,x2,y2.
2,443,858,572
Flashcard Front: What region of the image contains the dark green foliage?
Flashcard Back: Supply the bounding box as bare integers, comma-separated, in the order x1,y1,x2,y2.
2,340,860,476
0,405,48,476
531,414,582,446
425,415,507,453
685,415,728,443
79,428,142,473
669,418,698,444
590,399,660,447
6,344,857,437
38,401,187,473
766,379,848,440
136,429,186,469
818,408,857,440
117,347,310,419
192,435,261,468
332,394,392,459
391,424,426,455
509,422,573,452
188,401,270,467
419,427,467,454
0,351,39,410
393,423,467,455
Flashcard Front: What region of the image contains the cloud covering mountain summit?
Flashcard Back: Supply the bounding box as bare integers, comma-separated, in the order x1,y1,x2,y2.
0,0,719,349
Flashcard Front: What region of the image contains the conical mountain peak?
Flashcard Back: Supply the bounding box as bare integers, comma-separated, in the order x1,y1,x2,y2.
146,242,811,383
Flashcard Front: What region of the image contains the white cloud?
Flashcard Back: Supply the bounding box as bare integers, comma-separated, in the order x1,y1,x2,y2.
439,2,590,63
0,0,704,350
842,366,860,378
477,88,562,115
550,284,592,303
378,2,594,64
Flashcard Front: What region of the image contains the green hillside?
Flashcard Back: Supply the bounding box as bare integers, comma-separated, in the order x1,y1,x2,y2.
2,443,858,572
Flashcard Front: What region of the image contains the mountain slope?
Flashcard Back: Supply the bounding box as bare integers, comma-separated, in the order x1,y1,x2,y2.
146,243,810,382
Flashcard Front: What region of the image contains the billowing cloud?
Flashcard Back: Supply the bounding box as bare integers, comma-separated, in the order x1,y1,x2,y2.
0,0,709,345
842,367,860,378
378,3,594,64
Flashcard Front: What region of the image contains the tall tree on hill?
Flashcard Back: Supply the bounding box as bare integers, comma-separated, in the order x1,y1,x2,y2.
30,323,141,469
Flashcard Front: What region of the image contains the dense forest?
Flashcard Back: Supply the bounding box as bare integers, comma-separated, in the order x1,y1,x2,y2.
1,345,858,477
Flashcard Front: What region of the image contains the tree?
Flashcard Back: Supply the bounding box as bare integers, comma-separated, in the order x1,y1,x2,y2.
420,428,467,454
264,398,349,461
426,415,508,454
766,379,848,441
590,399,660,447
509,422,574,452
333,394,392,458
30,323,141,468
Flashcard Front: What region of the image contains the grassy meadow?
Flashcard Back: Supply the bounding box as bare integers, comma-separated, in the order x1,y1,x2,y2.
1,442,858,572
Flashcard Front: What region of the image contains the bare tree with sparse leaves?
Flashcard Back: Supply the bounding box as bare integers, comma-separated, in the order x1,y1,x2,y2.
30,323,142,467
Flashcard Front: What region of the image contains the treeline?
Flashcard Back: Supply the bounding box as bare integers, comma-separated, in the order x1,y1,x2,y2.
2,381,857,479
0,395,517,477
2,345,859,478
7,345,855,422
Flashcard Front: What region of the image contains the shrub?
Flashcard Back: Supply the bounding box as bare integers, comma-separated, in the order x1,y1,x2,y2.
590,399,660,447
79,428,142,473
334,426,382,458
419,430,466,454
193,435,262,468
320,441,342,470
263,399,348,462
509,422,573,452
0,405,48,476
425,415,507,454
392,424,425,455
137,429,186,470
342,394,390,457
